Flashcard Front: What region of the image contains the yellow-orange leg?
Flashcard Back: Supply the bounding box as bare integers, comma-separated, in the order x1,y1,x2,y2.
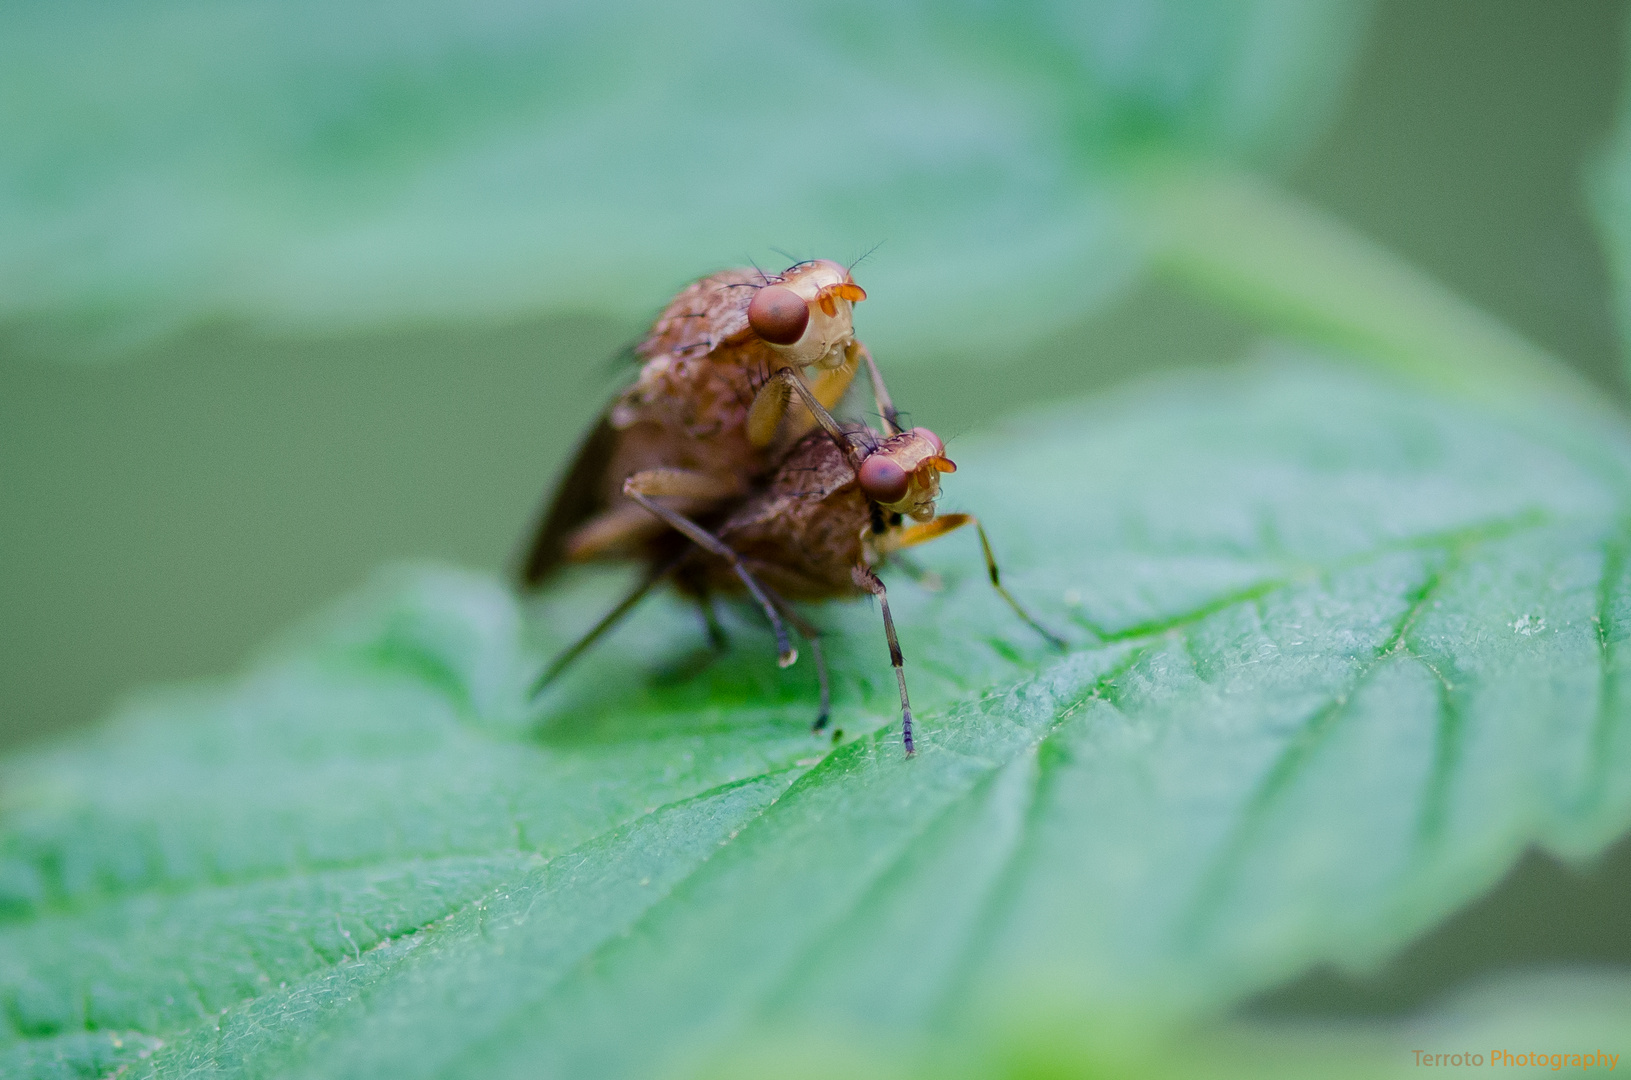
808,349,859,412
883,513,1067,651
748,368,862,468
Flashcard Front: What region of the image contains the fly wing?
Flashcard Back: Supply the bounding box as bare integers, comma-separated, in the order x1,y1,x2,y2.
516,413,620,588
521,266,765,588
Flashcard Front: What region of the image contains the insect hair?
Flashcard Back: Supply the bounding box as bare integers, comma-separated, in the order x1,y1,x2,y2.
847,241,884,274
848,427,880,455
871,407,910,429
771,247,814,270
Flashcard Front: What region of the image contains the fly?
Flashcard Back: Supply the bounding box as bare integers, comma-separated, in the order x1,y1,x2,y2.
517,259,897,588
531,386,1065,755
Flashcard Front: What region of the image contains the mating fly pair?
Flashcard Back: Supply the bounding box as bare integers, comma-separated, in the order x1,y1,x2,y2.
519,259,1061,753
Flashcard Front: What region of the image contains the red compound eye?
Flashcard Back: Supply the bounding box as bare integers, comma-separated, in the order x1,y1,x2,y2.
858,455,910,504
747,285,809,345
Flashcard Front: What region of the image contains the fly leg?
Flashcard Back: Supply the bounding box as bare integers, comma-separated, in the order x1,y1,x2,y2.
880,513,1067,651
852,563,916,755
789,341,901,440
529,553,682,697
890,551,944,592
807,348,859,412
853,341,902,435
806,634,831,732
623,471,797,668
561,468,747,563
748,369,865,469
698,592,730,653
760,590,831,732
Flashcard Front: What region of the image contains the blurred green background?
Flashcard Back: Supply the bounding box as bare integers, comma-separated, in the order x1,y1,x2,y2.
5,3,1631,1068
5,0,1626,755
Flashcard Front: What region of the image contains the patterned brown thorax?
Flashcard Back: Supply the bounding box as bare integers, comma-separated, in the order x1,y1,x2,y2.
697,430,874,602
600,269,784,505
519,261,868,586
633,268,759,363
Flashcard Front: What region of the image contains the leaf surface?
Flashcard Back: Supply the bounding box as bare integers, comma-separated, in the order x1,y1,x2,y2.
4,356,1631,1079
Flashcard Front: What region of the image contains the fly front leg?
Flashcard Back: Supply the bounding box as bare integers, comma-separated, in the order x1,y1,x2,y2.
880,513,1067,651
808,348,859,412
852,563,916,755
853,342,902,435
747,368,863,468
779,342,900,443
782,355,858,446
623,471,797,667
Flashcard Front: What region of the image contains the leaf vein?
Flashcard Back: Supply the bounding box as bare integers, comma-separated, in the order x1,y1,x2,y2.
1586,520,1631,810
1178,551,1456,943
922,645,1158,1023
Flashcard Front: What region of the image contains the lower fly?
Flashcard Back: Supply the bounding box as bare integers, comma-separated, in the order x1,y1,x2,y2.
532,378,1064,755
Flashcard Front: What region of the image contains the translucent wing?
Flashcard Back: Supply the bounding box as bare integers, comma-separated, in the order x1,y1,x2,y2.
516,413,620,588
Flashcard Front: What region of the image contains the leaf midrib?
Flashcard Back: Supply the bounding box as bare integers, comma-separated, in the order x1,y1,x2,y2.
1,507,1591,1064
2,510,1564,932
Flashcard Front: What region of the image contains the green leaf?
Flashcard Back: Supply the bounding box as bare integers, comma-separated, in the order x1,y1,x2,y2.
0,0,1369,360
5,355,1631,1079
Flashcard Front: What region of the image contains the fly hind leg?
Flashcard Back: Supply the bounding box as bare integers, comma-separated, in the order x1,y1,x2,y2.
623,470,797,668
698,592,730,653
562,467,746,563
759,590,831,733
530,554,680,697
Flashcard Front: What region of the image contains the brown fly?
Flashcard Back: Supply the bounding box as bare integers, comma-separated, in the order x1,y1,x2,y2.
531,385,1065,755
518,258,898,593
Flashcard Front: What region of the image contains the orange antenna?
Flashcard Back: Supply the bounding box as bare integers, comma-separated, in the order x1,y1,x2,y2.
815,281,866,316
